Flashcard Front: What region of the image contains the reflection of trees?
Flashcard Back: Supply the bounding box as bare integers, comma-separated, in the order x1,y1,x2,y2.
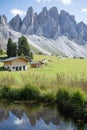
58,109,86,130
11,109,23,119
25,107,60,126
0,105,60,126
30,108,60,125
0,109,9,122
28,113,37,126
0,102,86,130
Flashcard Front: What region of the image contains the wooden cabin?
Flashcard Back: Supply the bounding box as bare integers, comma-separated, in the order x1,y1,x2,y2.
3,56,29,71
30,62,42,68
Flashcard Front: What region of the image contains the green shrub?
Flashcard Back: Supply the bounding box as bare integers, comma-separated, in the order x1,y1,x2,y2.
69,90,86,120
56,87,87,121
40,92,56,103
0,85,41,101
82,101,87,122
56,88,71,114
1,85,10,99
71,90,85,106
20,84,40,100
56,88,71,104
7,88,21,101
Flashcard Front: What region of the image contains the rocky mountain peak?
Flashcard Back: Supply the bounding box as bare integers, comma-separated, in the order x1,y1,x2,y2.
49,6,58,12
42,7,48,15
60,10,76,22
27,6,33,13
59,10,78,39
20,6,35,34
8,6,87,44
38,7,48,24
0,15,7,25
26,6,34,19
77,21,87,28
49,7,59,21
77,22,87,41
9,14,22,31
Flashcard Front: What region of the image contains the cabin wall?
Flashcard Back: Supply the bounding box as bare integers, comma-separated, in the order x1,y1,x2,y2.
4,58,28,71
4,61,12,70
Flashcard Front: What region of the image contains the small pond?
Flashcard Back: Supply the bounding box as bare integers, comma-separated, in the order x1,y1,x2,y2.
0,101,87,130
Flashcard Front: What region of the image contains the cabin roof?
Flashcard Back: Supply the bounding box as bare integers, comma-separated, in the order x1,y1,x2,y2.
2,56,29,62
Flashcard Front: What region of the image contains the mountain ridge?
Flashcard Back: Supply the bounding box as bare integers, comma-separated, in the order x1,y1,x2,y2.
9,6,87,45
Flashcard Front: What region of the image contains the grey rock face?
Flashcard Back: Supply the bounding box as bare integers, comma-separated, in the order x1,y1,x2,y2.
59,10,78,39
38,7,48,25
8,6,87,44
11,7,61,39
48,7,61,38
9,14,22,31
36,7,60,39
49,7,59,22
35,7,48,36
0,15,7,25
77,22,87,41
20,7,35,34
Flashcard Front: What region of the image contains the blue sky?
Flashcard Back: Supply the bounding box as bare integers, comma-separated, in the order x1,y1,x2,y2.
0,0,87,24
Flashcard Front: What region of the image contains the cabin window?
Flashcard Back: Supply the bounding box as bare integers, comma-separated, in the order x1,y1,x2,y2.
19,66,21,71
23,66,25,70
16,66,18,71
12,67,15,69
7,67,11,70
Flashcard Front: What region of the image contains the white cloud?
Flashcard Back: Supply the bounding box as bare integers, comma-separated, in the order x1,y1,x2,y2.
60,0,72,4
36,0,72,4
81,8,87,13
11,9,26,16
36,0,59,2
37,0,41,2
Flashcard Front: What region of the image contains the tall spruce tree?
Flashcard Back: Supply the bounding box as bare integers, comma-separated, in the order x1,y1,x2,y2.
7,36,32,58
7,38,17,57
11,42,17,57
7,38,13,57
18,36,31,57
0,44,3,55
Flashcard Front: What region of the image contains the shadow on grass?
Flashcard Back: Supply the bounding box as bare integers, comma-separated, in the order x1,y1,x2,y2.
0,67,6,71
0,56,8,71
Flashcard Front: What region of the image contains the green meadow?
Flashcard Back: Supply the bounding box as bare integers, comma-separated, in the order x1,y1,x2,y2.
0,54,87,89
0,54,87,102
0,55,87,92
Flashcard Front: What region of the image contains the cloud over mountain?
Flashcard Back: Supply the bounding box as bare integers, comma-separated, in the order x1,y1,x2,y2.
81,8,87,13
36,0,58,2
36,0,72,4
11,9,26,16
60,0,72,4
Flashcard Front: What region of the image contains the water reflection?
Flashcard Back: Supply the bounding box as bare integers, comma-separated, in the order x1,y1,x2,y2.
0,102,86,130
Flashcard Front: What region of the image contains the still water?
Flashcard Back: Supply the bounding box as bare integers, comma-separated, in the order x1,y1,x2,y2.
0,101,87,130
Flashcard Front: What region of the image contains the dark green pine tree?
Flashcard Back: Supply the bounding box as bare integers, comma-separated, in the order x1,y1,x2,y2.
11,42,17,57
7,38,17,57
0,44,3,55
18,36,31,57
7,38,13,57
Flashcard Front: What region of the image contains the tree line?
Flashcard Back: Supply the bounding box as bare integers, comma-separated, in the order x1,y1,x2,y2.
7,36,33,59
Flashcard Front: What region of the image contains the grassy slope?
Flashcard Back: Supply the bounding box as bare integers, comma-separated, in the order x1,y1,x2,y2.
0,54,87,93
